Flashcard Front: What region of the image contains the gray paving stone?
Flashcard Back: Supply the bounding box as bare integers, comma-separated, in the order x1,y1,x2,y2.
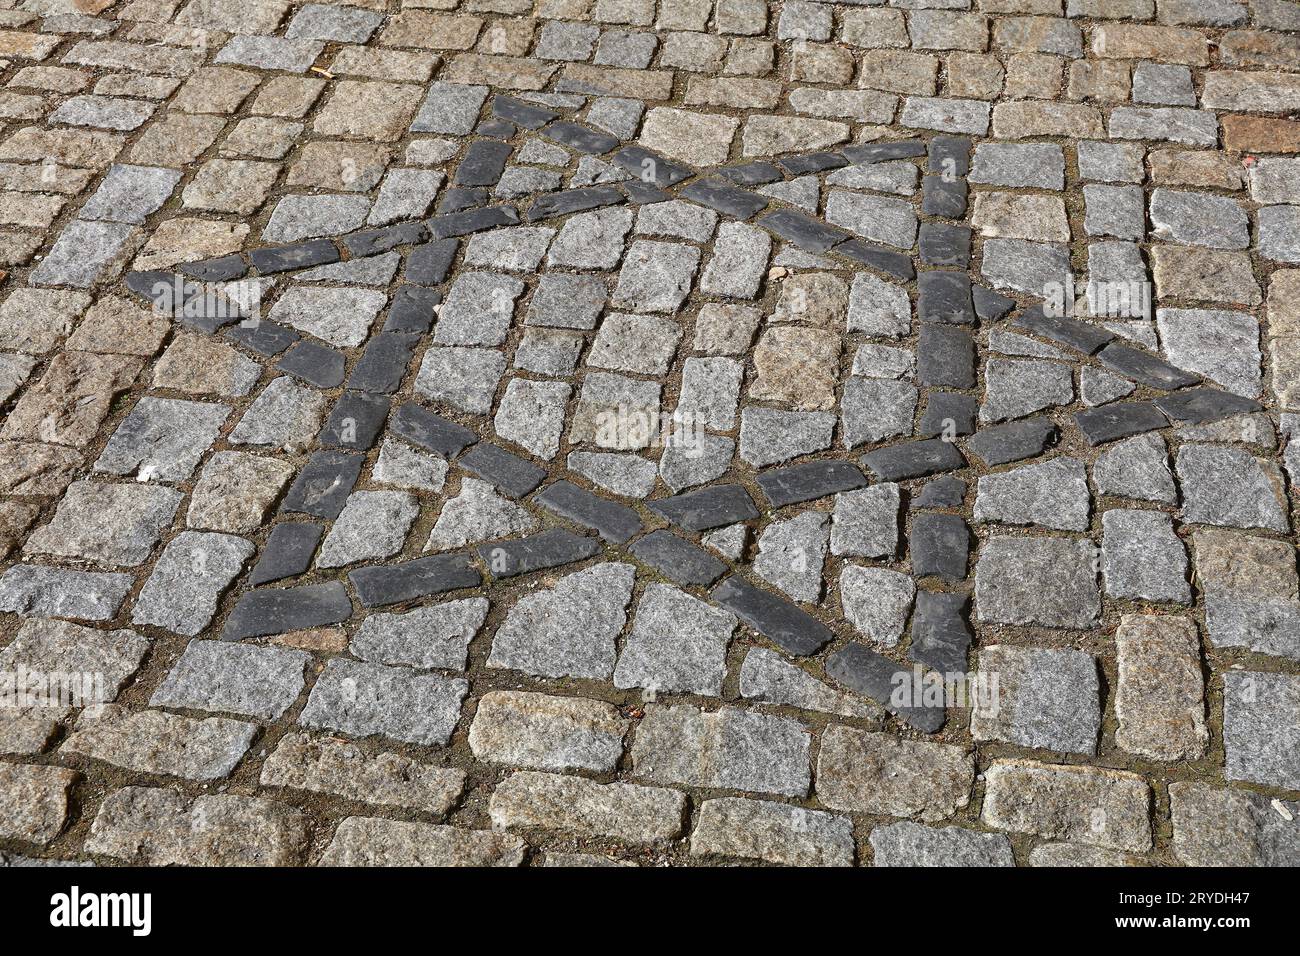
317,491,418,569
261,733,465,814
0,564,132,622
349,598,487,672
974,458,1091,531
489,771,684,845
567,451,657,498
1176,444,1289,532
975,537,1100,629
843,378,918,447
1115,615,1208,762
827,484,899,559
299,658,468,747
965,417,1058,466
1075,402,1168,445
458,443,548,499
588,312,682,375
426,478,538,553
870,822,1015,867
818,726,971,818
711,575,833,657
132,531,255,636
981,238,1072,297
970,143,1064,189
753,511,828,604
612,240,700,313
1101,509,1191,604
739,408,836,468
79,164,181,224
25,481,182,569
692,797,854,867
840,564,915,647
536,479,642,543
981,759,1152,852
1223,671,1300,791
349,553,480,608
1093,433,1177,503
268,285,386,348
526,273,609,330
910,513,970,583
470,690,627,773
151,640,308,720
1156,308,1261,398
389,403,477,458
488,563,635,680
633,704,811,798
281,450,364,519
971,645,1101,755
614,584,736,696
414,346,505,415
249,523,323,587
738,647,878,720
433,272,524,346
222,582,353,640
1150,188,1250,250
649,483,759,531
1169,782,1300,867
63,705,256,782
861,438,966,481
30,220,137,288
629,531,726,587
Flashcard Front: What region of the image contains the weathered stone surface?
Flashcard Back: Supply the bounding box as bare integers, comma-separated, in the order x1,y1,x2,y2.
633,704,811,798
151,640,308,721
870,821,1015,867
299,659,468,747
840,565,914,646
974,458,1090,531
691,798,854,867
24,481,181,569
488,563,635,680
351,598,487,671
1114,615,1208,762
1101,510,1192,604
469,691,628,772
320,817,524,866
0,764,76,844
132,531,256,636
614,584,735,696
1223,671,1300,790
982,760,1152,852
975,537,1100,629
738,648,880,720
816,726,974,822
63,705,256,781
1169,783,1300,867
1176,444,1289,532
489,771,685,844
971,646,1101,755
261,734,465,814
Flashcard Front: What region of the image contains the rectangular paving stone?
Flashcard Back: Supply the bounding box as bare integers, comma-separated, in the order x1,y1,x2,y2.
756,460,869,508
1012,308,1115,354
0,565,133,622
691,797,853,867
249,240,340,274
384,285,442,333
427,205,521,239
823,643,946,733
469,690,627,772
457,443,547,499
319,392,391,451
1115,615,1208,762
611,145,694,187
679,178,769,219
981,759,1153,853
632,704,811,798
348,553,482,608
535,480,642,543
910,513,970,583
85,787,307,866
527,184,626,220
970,646,1102,755
62,705,256,781
151,640,309,721
476,528,601,579
1097,342,1201,390
965,417,1058,465
711,575,833,656
629,530,727,587
975,536,1100,629
249,523,324,586
861,438,966,480
0,764,76,844
489,771,685,844
908,591,973,675
648,484,759,531
836,238,916,280
758,208,850,253
1223,670,1300,791
222,582,353,640
29,220,137,288
261,733,466,814
319,816,523,866
23,481,181,569
299,658,468,747
871,821,1014,867
347,333,418,394
132,531,256,637
281,450,364,519
389,402,478,457
1154,387,1263,425
817,726,972,820
1075,402,1168,445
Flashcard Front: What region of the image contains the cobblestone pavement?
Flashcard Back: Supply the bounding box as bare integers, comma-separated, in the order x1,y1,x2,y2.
1,0,1299,869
